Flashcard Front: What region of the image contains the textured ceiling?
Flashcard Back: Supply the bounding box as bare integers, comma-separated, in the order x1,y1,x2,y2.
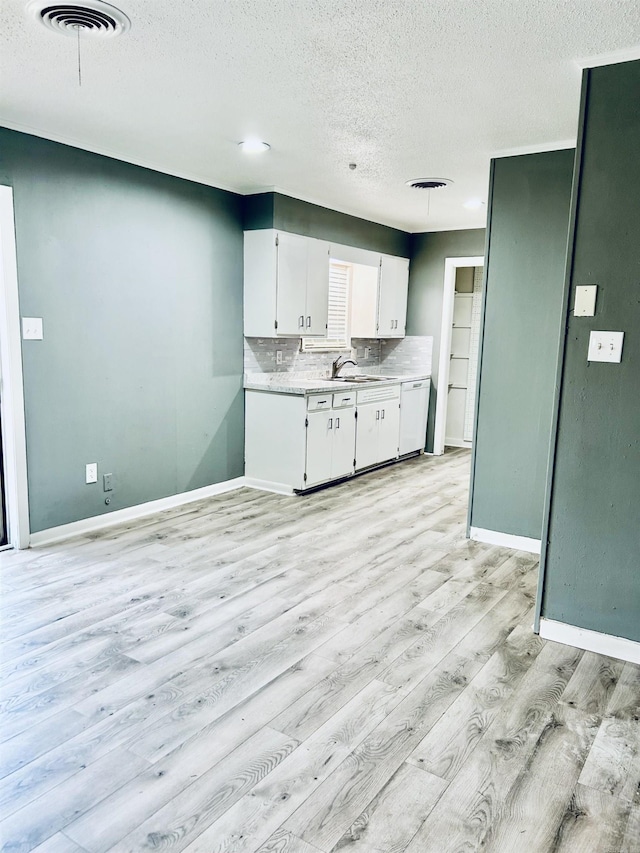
1,0,640,232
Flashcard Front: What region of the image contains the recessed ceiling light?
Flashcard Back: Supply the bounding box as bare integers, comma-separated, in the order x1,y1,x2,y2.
463,198,485,210
238,139,270,154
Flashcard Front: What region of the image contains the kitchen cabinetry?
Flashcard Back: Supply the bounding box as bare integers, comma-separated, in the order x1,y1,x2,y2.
305,393,356,487
244,229,330,337
377,254,409,337
349,253,409,339
245,389,356,492
355,384,401,470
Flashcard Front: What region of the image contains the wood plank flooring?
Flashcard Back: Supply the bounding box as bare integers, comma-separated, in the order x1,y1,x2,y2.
1,449,639,853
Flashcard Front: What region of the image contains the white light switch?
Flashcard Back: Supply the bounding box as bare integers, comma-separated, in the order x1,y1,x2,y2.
587,331,624,363
574,285,597,317
22,317,43,340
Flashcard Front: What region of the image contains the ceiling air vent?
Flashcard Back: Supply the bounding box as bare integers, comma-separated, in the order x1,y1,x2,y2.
27,1,130,37
405,178,454,190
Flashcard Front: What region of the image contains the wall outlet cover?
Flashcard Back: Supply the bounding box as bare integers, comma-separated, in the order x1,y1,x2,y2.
22,317,43,340
85,463,98,484
103,473,113,492
587,330,624,363
574,285,597,317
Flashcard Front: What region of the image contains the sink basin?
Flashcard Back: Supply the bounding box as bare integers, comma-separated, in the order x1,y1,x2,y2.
329,375,387,383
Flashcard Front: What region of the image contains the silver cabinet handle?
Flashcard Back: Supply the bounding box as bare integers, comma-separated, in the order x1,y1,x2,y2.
381,409,385,419
328,418,333,429
335,417,340,429
299,315,304,328
376,410,380,420
306,316,311,328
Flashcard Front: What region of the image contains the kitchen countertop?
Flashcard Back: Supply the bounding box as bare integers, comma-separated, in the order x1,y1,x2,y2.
244,371,431,395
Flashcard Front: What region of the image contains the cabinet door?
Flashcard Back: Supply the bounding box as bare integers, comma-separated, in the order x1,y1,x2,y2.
378,255,409,337
276,232,308,335
355,403,380,470
331,408,356,479
305,410,334,487
394,258,409,336
378,400,400,462
305,238,330,336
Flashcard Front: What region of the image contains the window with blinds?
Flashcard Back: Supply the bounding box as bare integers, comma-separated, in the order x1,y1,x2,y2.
301,260,352,352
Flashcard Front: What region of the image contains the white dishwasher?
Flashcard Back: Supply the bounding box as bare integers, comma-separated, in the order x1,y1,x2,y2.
399,379,430,455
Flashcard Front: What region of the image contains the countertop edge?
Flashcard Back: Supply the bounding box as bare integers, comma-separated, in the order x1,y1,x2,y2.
244,373,431,395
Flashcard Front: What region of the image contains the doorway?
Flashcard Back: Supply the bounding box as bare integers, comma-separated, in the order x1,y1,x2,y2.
433,256,484,456
0,185,30,549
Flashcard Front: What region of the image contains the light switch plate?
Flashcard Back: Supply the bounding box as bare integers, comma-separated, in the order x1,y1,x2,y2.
574,285,597,317
587,331,624,363
22,317,43,340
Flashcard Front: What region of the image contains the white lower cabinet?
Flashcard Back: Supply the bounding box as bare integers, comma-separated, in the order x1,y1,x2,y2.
246,382,409,492
305,404,356,487
355,385,401,470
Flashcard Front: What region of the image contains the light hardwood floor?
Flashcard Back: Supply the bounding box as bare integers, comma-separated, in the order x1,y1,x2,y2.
1,449,638,853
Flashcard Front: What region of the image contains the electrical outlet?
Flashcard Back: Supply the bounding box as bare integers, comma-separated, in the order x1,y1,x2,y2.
103,473,113,492
85,463,97,484
364,346,371,360
276,350,283,364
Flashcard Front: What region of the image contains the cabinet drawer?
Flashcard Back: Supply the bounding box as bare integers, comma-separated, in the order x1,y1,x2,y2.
332,392,356,409
307,394,333,411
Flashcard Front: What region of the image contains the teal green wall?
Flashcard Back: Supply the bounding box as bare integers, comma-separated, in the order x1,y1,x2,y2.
540,61,640,641
0,128,245,533
407,229,486,452
244,192,411,256
469,151,574,540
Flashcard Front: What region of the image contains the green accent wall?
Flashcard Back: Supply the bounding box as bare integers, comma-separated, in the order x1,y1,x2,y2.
407,229,486,452
469,151,574,540
0,128,245,533
244,192,411,256
540,61,640,642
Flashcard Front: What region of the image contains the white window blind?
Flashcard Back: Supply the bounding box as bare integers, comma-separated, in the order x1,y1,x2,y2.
301,261,351,352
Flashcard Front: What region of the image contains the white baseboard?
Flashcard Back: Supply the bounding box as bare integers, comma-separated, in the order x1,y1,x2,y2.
243,477,296,496
469,526,541,555
29,477,247,547
539,617,640,665
444,439,472,449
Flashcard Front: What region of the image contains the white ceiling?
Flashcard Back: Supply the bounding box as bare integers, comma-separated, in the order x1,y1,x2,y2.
2,1,640,232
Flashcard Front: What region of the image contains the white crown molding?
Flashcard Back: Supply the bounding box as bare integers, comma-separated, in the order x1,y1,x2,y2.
29,477,246,547
539,618,640,665
490,139,577,160
469,526,541,555
575,46,640,69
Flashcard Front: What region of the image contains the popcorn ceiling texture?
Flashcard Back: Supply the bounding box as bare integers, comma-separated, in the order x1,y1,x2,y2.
4,0,638,231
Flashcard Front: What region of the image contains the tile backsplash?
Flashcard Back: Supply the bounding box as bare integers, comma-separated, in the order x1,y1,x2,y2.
244,336,432,379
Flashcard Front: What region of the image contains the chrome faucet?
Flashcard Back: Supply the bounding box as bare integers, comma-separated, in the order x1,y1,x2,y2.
331,355,358,378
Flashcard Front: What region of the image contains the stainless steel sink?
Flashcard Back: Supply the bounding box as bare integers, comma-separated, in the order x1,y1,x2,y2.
329,375,387,383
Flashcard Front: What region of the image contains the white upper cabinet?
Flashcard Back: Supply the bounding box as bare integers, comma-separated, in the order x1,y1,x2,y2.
377,255,409,338
244,230,409,340
244,229,330,337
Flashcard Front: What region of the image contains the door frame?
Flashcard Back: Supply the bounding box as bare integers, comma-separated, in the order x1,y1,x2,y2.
433,256,484,456
0,186,30,549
